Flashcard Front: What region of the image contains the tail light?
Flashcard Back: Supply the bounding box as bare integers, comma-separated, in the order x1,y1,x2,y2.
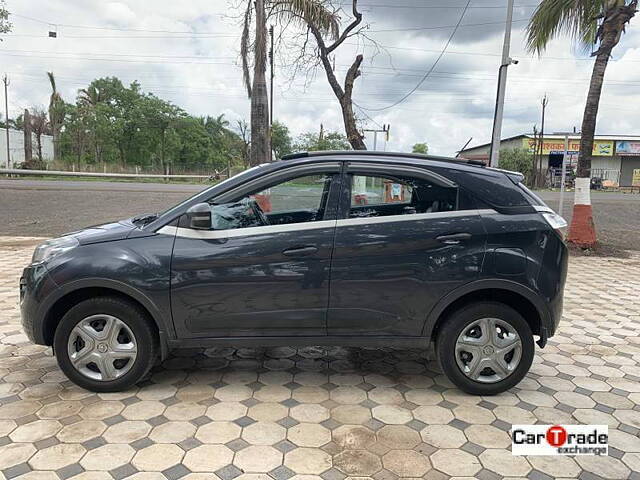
542,212,568,239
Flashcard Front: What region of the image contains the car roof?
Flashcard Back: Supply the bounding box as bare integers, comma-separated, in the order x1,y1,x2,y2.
281,150,487,168
275,150,523,182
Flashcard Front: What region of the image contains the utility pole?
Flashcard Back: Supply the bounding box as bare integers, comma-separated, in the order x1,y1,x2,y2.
3,75,9,169
538,95,548,187
488,0,516,167
362,125,390,151
269,25,274,127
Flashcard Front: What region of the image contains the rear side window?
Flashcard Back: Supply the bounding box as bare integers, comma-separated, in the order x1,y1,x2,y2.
348,174,457,218
432,168,533,208
518,183,547,207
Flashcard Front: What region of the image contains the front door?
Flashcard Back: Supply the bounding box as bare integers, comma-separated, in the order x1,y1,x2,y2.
328,166,486,337
169,164,341,338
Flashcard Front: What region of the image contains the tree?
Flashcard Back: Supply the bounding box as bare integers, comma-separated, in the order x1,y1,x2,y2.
412,143,429,154
23,109,32,164
241,0,339,165
201,114,246,171
499,148,535,186
527,0,637,248
47,72,65,162
294,130,350,151
295,0,367,150
0,0,11,38
236,119,251,168
271,120,293,158
29,109,50,163
140,94,184,174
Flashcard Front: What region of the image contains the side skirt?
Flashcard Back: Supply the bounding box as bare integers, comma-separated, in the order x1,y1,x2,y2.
168,335,432,350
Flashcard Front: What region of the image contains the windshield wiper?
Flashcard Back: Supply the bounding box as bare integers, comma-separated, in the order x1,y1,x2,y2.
132,213,158,226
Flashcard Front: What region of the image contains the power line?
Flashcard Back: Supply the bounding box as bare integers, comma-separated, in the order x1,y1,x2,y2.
12,11,529,36
339,2,538,8
358,0,472,112
367,18,529,33
6,51,640,86
11,12,228,34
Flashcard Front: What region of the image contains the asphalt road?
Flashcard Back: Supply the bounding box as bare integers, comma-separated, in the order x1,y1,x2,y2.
1,178,639,250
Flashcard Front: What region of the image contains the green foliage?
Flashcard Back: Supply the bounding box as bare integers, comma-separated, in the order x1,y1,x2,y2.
271,120,293,158
293,130,351,152
499,148,535,185
57,77,248,172
412,142,429,154
526,0,633,54
0,0,11,36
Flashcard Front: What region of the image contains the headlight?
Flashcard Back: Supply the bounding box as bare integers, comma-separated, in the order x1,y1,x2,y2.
32,236,79,264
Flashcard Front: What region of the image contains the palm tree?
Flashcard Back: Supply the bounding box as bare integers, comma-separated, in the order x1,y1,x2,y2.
526,0,637,248
29,109,50,163
77,85,105,108
241,0,338,166
47,72,65,162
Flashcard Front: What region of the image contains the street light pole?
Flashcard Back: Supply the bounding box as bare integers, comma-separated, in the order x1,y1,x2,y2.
488,0,515,168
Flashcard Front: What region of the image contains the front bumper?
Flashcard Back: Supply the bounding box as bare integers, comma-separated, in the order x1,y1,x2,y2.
20,263,58,345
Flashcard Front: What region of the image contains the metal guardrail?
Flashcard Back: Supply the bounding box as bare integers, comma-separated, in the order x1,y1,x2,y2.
0,168,217,180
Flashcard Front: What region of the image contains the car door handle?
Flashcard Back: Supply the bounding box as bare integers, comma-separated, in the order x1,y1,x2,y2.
436,233,472,245
282,246,318,257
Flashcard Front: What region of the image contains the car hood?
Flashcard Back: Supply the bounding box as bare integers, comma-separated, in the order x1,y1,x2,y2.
65,218,137,245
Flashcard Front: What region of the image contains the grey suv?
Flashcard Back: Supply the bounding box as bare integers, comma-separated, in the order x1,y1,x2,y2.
20,151,568,394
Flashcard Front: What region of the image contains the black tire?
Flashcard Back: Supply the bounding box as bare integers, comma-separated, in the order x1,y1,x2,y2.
436,301,535,395
54,296,157,392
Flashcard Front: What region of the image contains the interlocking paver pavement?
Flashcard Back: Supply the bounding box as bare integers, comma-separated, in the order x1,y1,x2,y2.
1,237,640,479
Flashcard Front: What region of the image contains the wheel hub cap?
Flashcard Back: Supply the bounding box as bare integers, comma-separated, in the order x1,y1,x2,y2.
67,314,138,382
482,345,495,355
454,317,522,384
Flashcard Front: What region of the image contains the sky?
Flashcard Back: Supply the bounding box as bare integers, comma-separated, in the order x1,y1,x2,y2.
1,0,640,156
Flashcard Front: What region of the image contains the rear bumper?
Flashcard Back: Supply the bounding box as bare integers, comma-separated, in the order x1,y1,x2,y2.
20,264,58,345
541,237,569,340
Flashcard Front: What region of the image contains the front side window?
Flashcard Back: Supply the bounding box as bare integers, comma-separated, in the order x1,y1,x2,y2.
210,173,334,230
349,174,457,218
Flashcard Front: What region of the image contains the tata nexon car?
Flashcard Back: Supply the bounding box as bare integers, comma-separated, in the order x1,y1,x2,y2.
20,151,568,394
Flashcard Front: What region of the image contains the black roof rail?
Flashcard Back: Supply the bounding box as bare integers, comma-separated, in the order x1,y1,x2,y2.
280,150,486,167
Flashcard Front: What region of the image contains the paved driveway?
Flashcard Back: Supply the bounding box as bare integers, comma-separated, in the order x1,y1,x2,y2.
1,237,640,479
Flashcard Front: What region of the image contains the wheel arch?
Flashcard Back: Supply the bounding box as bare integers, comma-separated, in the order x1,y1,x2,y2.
40,282,170,359
424,280,550,346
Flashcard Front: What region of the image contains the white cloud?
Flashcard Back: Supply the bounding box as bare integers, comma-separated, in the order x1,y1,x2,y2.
2,1,639,156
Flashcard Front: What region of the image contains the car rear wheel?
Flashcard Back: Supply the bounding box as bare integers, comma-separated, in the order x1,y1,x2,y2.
54,296,157,392
436,302,534,395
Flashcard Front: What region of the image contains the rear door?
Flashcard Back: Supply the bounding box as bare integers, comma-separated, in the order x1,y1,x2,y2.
327,163,487,337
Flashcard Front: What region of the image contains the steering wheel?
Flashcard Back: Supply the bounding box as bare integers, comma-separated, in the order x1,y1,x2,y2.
248,198,270,226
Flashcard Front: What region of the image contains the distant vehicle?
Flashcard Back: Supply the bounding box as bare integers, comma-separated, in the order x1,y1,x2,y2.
20,151,568,394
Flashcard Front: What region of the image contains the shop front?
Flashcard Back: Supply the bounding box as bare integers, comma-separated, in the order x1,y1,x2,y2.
617,141,640,187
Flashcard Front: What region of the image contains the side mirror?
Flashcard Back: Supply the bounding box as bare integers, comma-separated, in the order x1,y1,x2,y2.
185,203,212,230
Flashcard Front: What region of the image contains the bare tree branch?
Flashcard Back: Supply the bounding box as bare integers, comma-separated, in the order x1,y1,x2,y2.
326,0,362,53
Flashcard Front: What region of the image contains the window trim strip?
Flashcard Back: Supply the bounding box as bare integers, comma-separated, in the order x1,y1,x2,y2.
159,209,497,240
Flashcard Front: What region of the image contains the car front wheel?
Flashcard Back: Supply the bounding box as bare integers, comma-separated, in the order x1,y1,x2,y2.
436,302,535,395
53,296,157,392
